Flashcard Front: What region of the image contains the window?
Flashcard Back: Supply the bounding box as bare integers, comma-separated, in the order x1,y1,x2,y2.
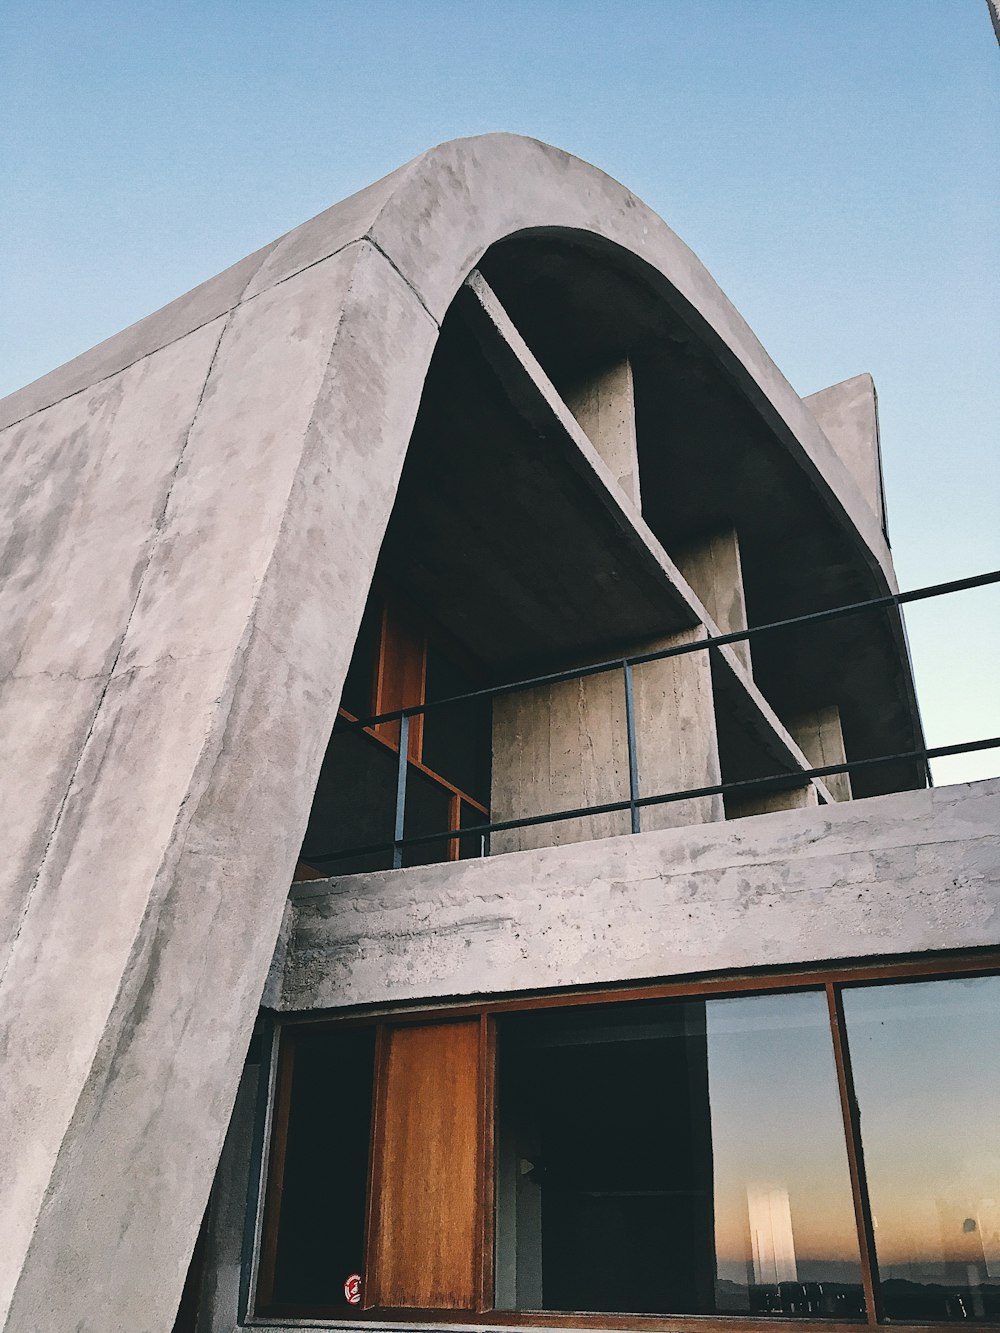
294,589,492,879
843,975,1000,1322
496,993,863,1318
254,959,1000,1328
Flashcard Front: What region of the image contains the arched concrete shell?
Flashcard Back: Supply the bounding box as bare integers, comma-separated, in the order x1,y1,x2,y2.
0,134,895,1332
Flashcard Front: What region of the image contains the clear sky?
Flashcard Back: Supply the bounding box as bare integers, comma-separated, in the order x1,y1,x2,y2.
2,0,997,782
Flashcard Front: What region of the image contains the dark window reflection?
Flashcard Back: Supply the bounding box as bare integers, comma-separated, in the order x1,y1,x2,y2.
844,976,1000,1323
268,1028,375,1307
496,992,864,1318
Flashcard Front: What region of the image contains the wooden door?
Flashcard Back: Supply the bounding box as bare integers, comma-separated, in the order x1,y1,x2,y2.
367,1020,482,1309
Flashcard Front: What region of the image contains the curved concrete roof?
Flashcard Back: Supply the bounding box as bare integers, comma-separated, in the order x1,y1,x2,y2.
0,134,902,1332
1,132,892,582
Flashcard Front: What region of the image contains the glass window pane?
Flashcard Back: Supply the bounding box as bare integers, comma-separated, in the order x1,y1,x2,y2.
266,1027,375,1309
707,993,864,1317
843,975,1000,1322
496,991,864,1318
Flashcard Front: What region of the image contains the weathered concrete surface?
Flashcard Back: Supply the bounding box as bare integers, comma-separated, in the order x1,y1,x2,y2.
806,373,886,537
675,529,752,674
0,318,226,964
0,243,436,1333
197,1059,262,1333
491,627,722,852
790,703,853,803
565,359,641,507
281,778,1000,1013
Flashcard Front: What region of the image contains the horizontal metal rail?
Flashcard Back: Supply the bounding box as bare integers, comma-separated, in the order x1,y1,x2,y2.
299,567,1000,871
331,568,1000,732
302,734,1000,867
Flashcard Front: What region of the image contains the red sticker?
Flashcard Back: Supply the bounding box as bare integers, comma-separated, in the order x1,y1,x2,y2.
344,1273,362,1305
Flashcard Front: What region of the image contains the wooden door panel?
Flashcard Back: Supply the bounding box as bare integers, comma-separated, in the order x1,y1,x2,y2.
375,603,425,758
369,1020,481,1309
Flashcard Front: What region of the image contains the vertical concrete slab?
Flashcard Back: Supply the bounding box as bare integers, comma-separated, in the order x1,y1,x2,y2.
805,373,887,537
564,359,641,508
491,627,723,853
675,529,752,674
491,668,631,852
633,627,725,829
789,704,853,803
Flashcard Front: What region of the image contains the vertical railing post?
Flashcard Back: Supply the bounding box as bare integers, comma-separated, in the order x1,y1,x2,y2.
393,713,409,870
623,660,641,834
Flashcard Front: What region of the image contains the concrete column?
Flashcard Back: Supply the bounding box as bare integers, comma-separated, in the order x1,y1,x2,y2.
564,359,641,508
490,627,723,854
789,704,853,803
675,529,752,674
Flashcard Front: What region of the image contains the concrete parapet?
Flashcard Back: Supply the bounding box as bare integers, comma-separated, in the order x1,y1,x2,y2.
282,778,1000,1014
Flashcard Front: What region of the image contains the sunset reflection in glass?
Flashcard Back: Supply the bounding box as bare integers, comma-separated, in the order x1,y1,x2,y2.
496,989,865,1316
844,976,1000,1322
707,991,864,1317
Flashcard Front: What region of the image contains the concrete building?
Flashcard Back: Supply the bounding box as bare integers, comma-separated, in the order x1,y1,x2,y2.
0,134,997,1333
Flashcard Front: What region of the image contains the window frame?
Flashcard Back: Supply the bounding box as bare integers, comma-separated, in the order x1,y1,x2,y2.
251,949,1000,1331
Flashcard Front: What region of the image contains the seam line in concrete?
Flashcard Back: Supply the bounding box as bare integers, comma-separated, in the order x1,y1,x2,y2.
0,311,233,997
364,235,440,326
0,236,367,432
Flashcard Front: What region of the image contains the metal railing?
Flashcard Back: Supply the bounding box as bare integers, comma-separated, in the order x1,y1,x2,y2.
300,568,1000,873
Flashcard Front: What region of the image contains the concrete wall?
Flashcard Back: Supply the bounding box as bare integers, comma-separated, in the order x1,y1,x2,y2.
0,241,436,1333
190,777,1000,1333
490,627,723,853
281,777,1000,1013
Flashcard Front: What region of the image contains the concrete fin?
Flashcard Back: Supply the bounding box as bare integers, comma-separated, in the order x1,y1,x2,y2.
805,372,888,540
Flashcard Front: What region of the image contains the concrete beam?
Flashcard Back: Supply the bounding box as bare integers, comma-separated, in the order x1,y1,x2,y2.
461,272,833,807
726,782,820,819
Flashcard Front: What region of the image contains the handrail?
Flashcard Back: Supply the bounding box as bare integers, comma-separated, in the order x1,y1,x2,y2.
300,568,1000,872
331,568,1000,732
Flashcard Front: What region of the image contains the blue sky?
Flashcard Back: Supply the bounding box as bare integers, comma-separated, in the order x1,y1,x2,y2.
2,0,997,781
